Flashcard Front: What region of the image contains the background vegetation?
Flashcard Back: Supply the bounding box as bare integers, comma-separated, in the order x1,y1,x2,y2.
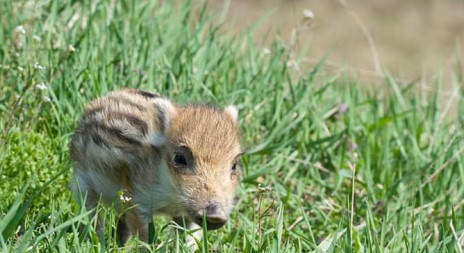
1,0,463,252
211,0,464,82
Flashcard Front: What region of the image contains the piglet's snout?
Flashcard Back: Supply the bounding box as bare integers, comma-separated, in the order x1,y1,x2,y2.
194,202,228,230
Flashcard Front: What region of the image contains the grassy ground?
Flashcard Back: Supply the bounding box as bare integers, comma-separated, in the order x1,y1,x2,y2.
1,0,464,252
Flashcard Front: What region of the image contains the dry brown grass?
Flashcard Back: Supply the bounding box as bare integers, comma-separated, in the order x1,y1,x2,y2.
211,0,464,82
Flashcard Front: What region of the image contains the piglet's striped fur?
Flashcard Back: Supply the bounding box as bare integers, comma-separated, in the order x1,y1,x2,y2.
70,89,241,245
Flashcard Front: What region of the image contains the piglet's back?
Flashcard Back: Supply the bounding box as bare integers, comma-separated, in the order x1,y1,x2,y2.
70,89,168,167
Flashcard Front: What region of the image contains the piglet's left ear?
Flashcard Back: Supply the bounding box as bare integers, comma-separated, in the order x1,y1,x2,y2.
224,105,238,124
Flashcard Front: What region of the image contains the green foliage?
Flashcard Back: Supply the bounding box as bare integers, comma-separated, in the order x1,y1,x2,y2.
1,0,463,252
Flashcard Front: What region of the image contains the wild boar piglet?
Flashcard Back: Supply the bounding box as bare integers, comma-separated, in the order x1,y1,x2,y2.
70,88,241,243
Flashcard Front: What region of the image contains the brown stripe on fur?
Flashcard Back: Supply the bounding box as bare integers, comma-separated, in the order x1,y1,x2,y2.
105,112,148,135
125,88,160,99
138,90,160,99
99,96,147,112
84,105,106,118
91,129,110,148
103,126,143,147
107,96,147,111
82,119,143,148
85,101,145,119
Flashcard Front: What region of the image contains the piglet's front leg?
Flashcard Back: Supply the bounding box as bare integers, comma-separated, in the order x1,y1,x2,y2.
173,216,203,249
123,207,149,243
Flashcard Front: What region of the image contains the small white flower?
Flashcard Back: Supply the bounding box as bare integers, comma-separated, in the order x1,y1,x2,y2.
258,184,272,193
262,47,271,55
36,83,48,90
68,44,76,52
43,96,51,102
32,35,41,42
14,52,20,57
17,66,24,71
15,25,26,34
33,62,44,70
120,193,132,203
303,9,315,20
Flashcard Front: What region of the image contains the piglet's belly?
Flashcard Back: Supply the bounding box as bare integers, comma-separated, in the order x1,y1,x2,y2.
80,170,123,205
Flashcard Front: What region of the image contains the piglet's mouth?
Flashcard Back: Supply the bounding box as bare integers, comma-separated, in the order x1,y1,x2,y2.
193,217,227,230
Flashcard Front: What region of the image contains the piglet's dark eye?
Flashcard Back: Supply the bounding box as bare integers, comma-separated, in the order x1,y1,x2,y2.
231,163,238,172
173,153,187,167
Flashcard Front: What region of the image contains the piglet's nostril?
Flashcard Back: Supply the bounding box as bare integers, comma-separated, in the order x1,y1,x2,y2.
205,202,219,214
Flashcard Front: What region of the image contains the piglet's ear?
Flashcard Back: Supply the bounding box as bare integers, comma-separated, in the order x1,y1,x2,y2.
149,98,178,148
224,105,238,124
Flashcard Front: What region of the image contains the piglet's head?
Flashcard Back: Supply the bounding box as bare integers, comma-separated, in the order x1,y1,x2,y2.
155,104,241,230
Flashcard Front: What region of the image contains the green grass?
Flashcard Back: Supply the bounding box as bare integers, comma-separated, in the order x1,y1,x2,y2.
1,0,464,252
